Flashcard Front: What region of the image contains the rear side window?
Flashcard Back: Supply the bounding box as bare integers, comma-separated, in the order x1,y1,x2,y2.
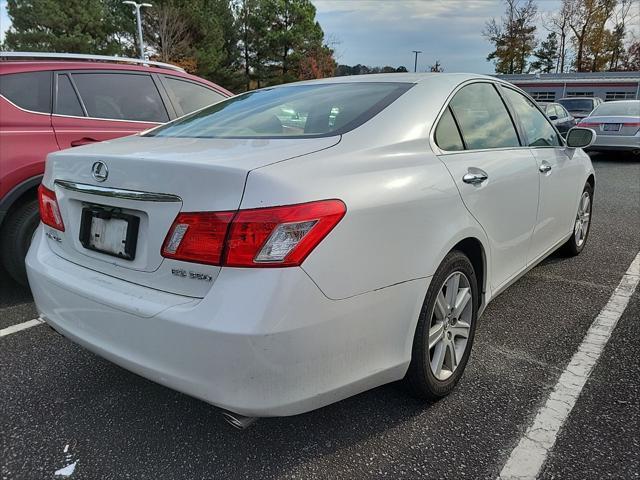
56,74,84,117
72,72,169,122
0,71,52,113
435,107,464,151
503,88,561,147
164,76,225,115
449,83,520,150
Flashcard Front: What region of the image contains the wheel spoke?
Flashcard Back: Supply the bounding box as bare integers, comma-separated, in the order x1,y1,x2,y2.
429,322,445,350
434,292,448,320
450,320,470,339
431,342,446,377
453,287,472,318
448,339,458,369
445,274,460,307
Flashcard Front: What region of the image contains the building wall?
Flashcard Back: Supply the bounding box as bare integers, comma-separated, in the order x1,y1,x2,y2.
495,73,640,103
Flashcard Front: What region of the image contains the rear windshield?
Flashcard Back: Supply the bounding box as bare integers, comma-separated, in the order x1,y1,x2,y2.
591,101,640,117
145,82,412,139
558,98,595,111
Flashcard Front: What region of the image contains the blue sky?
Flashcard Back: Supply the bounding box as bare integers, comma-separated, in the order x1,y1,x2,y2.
0,0,566,73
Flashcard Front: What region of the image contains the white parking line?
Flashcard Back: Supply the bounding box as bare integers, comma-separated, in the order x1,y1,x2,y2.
499,251,640,480
0,318,44,337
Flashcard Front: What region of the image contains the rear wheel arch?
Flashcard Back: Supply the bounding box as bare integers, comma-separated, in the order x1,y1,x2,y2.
0,175,42,227
450,237,487,307
587,173,595,190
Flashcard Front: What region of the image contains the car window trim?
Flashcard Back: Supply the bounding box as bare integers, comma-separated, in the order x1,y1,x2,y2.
67,69,171,123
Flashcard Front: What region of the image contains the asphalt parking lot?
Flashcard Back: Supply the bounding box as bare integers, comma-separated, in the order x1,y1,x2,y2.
1,153,639,480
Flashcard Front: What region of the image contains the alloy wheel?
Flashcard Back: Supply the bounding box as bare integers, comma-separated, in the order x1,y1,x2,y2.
574,191,591,247
428,271,473,381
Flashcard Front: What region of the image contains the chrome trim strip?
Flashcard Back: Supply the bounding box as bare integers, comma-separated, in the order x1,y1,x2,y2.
54,180,182,202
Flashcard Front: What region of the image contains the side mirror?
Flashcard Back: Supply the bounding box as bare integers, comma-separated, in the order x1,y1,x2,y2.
549,115,558,121
566,127,596,149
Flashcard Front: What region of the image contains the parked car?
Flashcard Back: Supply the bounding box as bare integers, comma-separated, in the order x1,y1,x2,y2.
0,52,231,284
578,100,640,154
539,102,576,136
26,74,596,428
557,96,603,121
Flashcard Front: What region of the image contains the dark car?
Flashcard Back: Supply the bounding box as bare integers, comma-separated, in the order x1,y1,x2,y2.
540,102,576,136
557,97,603,121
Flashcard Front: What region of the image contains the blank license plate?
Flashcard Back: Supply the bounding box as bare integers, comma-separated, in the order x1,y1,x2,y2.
603,123,621,132
79,207,140,260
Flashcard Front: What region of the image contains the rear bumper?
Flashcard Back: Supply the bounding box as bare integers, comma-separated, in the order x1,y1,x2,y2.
26,227,427,417
587,133,640,151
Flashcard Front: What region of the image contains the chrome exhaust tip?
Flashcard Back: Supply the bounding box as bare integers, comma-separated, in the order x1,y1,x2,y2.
220,410,258,430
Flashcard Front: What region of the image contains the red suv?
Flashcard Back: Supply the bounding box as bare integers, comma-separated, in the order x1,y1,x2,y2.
0,53,231,284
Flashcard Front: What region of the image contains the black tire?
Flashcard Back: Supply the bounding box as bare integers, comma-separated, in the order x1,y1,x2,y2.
561,182,594,257
0,199,40,286
404,250,479,400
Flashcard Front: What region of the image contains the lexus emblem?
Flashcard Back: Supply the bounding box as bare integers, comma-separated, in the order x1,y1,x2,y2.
91,161,108,182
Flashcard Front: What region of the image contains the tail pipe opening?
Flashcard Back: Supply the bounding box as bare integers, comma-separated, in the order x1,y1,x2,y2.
220,410,258,430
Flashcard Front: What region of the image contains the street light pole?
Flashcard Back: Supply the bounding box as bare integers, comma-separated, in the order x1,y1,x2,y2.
123,1,152,60
412,50,422,73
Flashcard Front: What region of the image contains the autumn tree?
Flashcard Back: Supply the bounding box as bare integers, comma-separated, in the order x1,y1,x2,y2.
484,0,538,73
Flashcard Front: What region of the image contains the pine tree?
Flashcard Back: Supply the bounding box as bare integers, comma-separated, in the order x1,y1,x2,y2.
531,32,559,73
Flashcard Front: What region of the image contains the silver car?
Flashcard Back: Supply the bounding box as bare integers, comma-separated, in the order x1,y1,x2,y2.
579,100,640,154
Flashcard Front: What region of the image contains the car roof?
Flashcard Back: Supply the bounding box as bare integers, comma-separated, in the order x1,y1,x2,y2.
276,72,499,87
0,59,232,96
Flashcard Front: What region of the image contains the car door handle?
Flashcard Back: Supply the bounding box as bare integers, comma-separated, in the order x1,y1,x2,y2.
539,162,552,173
462,170,488,185
70,137,98,147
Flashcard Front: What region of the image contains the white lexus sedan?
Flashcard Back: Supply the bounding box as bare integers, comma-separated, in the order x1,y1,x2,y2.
27,74,596,428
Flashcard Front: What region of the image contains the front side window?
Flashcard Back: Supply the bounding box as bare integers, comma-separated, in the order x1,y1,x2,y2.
146,82,412,139
0,71,52,113
164,76,226,115
503,88,561,147
72,72,169,122
448,83,520,150
556,105,569,118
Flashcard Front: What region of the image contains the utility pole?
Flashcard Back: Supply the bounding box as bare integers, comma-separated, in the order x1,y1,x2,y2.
412,50,422,73
123,1,152,59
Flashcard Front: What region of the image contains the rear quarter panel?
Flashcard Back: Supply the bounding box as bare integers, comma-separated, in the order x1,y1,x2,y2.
242,138,489,300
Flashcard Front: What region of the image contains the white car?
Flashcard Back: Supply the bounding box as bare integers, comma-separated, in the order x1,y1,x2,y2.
578,100,640,154
27,74,596,428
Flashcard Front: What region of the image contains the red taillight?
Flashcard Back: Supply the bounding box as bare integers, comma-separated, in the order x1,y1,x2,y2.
38,184,65,231
225,200,346,267
161,200,346,267
162,211,234,265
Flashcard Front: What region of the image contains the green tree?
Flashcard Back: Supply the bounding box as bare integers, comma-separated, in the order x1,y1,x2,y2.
3,0,130,55
531,32,559,72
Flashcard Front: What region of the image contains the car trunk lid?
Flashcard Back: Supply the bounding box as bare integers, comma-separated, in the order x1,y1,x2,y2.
581,115,640,136
43,135,340,297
